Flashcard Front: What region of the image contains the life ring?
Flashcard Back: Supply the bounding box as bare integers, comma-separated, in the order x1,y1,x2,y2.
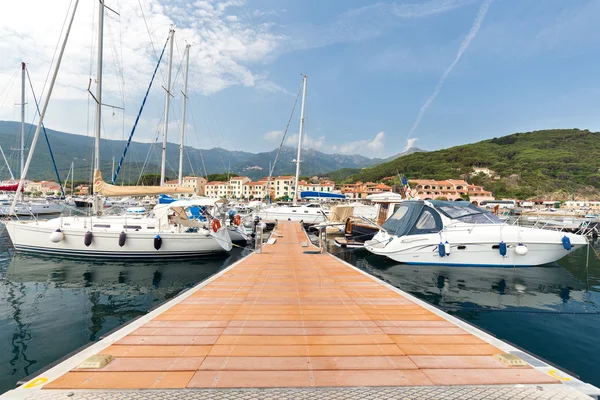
234,215,241,226
211,219,221,233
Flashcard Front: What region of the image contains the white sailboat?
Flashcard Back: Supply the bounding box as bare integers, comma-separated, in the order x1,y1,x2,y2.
5,3,232,257
254,75,327,224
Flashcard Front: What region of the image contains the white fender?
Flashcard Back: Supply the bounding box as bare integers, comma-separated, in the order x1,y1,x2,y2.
515,243,528,255
49,229,64,243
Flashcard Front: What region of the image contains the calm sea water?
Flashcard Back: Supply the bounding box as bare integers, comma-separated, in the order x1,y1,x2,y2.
0,225,599,393
0,225,249,394
330,241,600,388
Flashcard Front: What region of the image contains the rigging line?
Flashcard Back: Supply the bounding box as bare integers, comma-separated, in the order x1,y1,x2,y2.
137,114,165,183
38,0,74,103
137,0,167,86
111,34,169,184
187,106,208,179
105,17,125,105
185,147,195,177
187,57,229,173
26,68,65,198
0,70,19,111
268,79,303,180
0,68,19,107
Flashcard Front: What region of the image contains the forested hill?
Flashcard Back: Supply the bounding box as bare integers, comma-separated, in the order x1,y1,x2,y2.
336,129,600,199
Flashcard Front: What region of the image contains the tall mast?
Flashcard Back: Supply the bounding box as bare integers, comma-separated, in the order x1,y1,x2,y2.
94,1,104,175
160,28,175,186
91,0,105,214
20,62,26,179
178,43,190,187
293,75,307,205
9,0,80,214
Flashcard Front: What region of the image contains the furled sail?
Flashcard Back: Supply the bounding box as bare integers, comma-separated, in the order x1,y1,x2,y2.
93,170,194,196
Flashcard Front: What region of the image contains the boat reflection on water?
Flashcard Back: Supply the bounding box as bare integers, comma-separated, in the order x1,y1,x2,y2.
330,240,600,388
0,229,248,393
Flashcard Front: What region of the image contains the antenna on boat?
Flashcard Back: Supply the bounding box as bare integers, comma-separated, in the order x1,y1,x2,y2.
178,43,190,188
160,28,175,186
293,75,307,206
9,0,80,215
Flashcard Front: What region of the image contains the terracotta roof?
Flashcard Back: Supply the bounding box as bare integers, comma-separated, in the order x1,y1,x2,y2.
230,176,249,180
206,181,227,185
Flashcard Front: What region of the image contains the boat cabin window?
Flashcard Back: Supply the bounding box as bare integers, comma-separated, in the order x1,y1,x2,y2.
382,203,443,236
381,204,408,233
124,225,142,230
415,210,437,230
433,201,502,224
93,224,111,228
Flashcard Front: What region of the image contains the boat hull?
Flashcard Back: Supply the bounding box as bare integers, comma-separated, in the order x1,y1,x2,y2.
365,226,586,267
5,221,227,258
253,209,326,224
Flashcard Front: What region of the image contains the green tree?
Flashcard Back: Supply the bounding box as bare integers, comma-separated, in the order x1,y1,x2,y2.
139,174,164,186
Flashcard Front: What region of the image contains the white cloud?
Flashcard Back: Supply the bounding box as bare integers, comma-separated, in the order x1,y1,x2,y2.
0,0,286,137
285,133,325,151
336,131,386,156
404,137,419,152
263,130,283,141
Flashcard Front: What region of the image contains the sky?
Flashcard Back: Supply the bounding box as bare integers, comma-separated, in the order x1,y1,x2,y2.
1,0,600,159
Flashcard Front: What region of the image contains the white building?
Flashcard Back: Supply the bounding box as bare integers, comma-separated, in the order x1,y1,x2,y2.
228,176,251,198
164,176,207,195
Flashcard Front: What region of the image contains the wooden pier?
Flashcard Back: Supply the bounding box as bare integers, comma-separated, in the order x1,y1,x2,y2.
2,221,598,399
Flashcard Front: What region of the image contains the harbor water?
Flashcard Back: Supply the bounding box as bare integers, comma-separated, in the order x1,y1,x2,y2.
0,225,599,393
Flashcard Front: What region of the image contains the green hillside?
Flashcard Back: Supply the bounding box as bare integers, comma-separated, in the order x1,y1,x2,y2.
337,129,600,199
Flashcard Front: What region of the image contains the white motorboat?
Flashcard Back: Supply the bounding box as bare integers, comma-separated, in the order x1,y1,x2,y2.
0,201,64,216
365,200,586,267
5,198,232,258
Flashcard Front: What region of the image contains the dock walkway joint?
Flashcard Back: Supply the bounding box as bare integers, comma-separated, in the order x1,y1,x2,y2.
3,222,598,399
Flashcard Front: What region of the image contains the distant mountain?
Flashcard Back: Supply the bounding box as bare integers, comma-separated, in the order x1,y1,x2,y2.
0,121,382,182
232,146,377,180
374,147,425,163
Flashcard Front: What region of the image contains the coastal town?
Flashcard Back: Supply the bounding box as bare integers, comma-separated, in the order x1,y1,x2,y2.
6,172,600,210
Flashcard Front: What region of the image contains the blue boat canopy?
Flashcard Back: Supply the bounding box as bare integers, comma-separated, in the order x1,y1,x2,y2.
158,194,176,204
300,191,345,199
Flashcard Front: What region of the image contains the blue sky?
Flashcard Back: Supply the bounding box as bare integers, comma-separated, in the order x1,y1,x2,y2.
1,0,600,159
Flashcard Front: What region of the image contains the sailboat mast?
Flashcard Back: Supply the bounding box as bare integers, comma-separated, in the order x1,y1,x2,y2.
92,0,104,214
293,75,307,206
178,43,190,187
94,2,104,174
20,62,25,179
160,28,175,186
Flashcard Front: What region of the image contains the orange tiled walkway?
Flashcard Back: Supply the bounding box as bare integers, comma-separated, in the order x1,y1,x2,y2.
45,222,559,389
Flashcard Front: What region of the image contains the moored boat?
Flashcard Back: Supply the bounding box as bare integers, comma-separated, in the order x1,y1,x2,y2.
365,200,586,267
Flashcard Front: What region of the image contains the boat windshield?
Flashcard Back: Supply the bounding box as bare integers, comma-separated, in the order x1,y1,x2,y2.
431,201,503,224
381,201,443,236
